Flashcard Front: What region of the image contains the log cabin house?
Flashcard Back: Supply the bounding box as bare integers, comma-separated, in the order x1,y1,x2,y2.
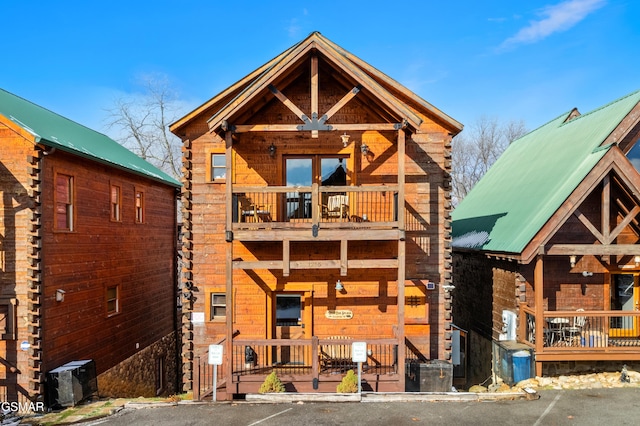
0,89,181,403
452,90,640,383
170,32,463,398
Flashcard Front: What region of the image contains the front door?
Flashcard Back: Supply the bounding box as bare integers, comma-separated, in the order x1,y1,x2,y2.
610,274,640,337
274,294,306,365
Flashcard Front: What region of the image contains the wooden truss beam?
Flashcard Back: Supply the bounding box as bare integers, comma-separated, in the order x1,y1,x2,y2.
546,244,640,256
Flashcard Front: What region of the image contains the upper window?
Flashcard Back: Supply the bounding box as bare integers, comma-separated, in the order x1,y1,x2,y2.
135,190,144,223
55,173,74,231
111,184,121,221
211,154,226,181
626,141,640,173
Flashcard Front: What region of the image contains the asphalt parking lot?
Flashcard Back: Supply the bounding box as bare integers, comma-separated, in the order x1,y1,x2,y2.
74,388,640,426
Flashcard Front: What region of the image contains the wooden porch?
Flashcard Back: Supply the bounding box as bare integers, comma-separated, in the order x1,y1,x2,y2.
519,305,640,375
193,337,409,400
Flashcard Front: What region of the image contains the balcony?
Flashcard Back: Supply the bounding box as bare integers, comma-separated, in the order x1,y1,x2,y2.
231,184,400,241
519,305,640,362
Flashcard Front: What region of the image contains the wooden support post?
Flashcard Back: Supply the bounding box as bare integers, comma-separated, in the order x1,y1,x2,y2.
534,253,544,377
225,131,234,400
396,128,406,386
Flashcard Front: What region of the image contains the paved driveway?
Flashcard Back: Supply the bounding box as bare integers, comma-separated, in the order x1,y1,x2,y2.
77,388,639,426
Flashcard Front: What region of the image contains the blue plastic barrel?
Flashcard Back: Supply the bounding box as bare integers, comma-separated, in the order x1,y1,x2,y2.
512,350,531,383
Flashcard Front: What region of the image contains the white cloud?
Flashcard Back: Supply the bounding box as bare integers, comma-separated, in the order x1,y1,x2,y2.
500,0,606,49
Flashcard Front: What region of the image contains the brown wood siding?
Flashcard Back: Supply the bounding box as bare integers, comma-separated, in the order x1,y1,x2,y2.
39,150,176,375
0,125,35,394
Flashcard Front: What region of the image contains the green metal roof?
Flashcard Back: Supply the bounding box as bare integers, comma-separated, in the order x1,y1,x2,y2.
0,88,180,187
452,89,640,254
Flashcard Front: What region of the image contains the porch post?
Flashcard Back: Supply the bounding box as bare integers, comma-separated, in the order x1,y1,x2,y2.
225,130,234,400
396,128,406,389
534,253,544,377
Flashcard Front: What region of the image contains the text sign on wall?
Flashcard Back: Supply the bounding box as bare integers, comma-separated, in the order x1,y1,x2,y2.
325,310,353,320
352,342,367,363
208,344,224,365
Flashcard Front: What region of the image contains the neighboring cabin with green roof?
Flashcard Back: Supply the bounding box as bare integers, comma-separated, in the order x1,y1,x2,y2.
0,88,180,403
452,90,640,384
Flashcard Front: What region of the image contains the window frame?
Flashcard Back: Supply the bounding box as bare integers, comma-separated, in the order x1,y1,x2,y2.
106,284,120,317
208,292,226,322
134,188,145,224
208,152,227,183
110,183,121,222
54,172,75,232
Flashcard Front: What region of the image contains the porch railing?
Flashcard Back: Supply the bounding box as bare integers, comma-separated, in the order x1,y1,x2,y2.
232,337,399,378
520,305,640,349
232,185,398,228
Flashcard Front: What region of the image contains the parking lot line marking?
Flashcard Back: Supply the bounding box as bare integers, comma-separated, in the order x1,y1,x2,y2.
248,407,293,425
533,392,562,426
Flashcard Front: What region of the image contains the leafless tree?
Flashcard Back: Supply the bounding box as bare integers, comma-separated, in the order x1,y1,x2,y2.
451,116,527,206
105,75,182,178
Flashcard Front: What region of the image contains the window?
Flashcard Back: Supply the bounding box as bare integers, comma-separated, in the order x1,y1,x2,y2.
135,190,144,223
106,285,119,316
55,173,74,231
210,293,226,321
111,184,121,221
211,154,226,181
275,294,301,326
0,298,17,340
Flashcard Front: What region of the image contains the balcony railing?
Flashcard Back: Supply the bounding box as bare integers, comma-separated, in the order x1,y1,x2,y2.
232,184,398,229
520,305,640,350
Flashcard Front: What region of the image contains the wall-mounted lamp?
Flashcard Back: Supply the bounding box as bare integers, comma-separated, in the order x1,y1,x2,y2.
335,280,344,291
442,284,456,292
582,271,593,277
56,289,65,302
341,133,350,147
569,255,577,268
268,143,276,158
360,142,369,155
635,255,640,267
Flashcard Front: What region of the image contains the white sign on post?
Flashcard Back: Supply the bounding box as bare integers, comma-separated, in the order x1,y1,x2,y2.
351,342,367,362
208,344,224,365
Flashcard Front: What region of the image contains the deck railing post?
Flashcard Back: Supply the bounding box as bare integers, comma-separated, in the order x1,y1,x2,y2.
312,336,319,380
193,356,200,401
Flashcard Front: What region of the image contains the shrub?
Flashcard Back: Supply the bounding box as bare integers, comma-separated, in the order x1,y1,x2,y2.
336,370,358,393
259,371,285,394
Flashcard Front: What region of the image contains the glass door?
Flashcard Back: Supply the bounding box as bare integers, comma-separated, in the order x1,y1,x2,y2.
610,274,639,337
285,158,312,220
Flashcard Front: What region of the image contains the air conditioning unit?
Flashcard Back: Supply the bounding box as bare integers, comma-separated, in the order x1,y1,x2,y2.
46,360,97,408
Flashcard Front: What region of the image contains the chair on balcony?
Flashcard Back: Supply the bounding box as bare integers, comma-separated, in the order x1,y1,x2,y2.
319,336,353,372
563,309,586,344
322,195,349,220
239,197,272,222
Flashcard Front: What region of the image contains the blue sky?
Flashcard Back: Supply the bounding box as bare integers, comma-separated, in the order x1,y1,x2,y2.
1,0,637,135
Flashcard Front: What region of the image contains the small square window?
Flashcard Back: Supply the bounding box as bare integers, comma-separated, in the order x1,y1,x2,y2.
210,293,226,321
211,154,226,181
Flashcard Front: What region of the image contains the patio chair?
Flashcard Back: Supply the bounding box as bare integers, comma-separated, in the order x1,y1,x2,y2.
239,196,272,222
563,309,586,344
322,195,349,220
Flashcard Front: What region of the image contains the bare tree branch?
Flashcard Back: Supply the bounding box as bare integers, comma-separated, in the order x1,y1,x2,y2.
452,116,527,206
105,74,182,178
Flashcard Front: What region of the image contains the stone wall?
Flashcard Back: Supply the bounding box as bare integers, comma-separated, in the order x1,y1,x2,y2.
97,332,178,398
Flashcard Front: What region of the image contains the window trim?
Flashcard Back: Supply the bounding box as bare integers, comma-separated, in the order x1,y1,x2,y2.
207,150,229,183
110,182,122,222
54,171,75,232
134,188,145,224
207,291,226,322
106,284,120,317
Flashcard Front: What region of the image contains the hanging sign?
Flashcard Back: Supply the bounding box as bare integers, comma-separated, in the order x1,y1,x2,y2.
325,310,353,320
